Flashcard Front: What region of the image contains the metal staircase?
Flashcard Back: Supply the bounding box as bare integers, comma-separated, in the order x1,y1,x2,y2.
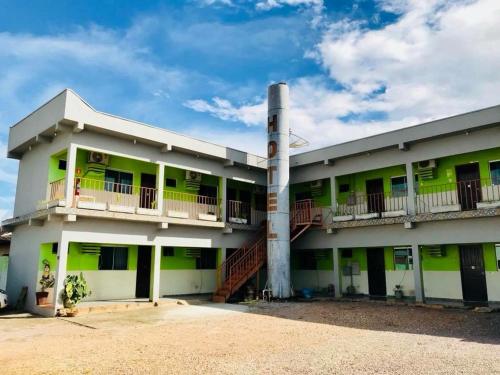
212,199,322,302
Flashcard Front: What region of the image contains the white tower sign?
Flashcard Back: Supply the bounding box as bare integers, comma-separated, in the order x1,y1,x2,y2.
267,82,291,299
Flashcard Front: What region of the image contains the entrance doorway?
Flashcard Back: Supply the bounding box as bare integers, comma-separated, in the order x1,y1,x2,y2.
459,244,488,305
135,246,152,298
455,163,481,210
366,178,385,213
367,248,387,297
140,173,157,209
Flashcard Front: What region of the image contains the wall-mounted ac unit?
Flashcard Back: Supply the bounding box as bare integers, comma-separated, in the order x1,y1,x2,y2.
427,245,446,257
185,170,202,181
417,159,436,180
418,159,436,169
88,152,109,165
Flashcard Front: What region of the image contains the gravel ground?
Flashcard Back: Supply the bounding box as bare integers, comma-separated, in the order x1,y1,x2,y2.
0,300,499,374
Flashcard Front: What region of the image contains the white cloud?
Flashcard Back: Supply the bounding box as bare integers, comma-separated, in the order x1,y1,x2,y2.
256,0,323,11
185,0,500,152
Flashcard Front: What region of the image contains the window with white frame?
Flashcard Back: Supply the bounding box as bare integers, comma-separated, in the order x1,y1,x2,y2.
490,161,500,185
394,247,413,270
391,176,407,197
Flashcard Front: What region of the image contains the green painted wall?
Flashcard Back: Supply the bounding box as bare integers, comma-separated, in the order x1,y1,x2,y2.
76,149,157,187
336,165,406,204
290,178,331,207
165,166,219,194
416,147,500,190
340,248,368,271
420,243,497,271
48,150,67,183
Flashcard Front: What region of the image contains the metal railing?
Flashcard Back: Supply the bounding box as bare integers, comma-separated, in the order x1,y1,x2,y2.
48,178,66,201
335,191,408,217
74,177,157,209
290,199,323,231
415,178,500,214
227,200,251,223
164,190,220,220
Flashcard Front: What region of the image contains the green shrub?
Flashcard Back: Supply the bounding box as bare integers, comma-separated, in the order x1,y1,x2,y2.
62,273,91,308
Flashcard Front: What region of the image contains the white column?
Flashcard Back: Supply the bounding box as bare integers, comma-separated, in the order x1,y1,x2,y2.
332,247,342,298
52,235,69,313
405,162,416,215
220,177,227,222
412,243,424,303
64,144,78,208
150,244,161,302
330,175,337,214
156,163,165,214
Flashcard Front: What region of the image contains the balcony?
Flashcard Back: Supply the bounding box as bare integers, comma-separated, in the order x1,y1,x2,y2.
227,200,266,227
333,191,408,222
415,178,500,214
164,191,220,222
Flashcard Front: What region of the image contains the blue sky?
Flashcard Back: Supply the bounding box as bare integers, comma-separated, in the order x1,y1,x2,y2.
1,0,500,220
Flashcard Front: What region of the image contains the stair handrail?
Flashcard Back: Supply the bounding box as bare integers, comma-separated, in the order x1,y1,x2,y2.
227,236,266,293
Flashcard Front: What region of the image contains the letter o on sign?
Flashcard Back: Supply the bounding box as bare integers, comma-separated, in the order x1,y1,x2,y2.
268,141,277,158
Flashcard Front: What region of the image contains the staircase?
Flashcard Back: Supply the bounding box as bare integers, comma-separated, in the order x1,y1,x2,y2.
212,199,322,302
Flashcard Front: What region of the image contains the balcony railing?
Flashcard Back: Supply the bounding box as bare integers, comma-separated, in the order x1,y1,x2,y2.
164,191,220,221
335,191,408,219
415,178,500,214
75,177,157,210
227,200,266,225
48,178,66,201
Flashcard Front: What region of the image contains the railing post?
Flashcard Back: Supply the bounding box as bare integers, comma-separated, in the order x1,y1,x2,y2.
64,144,78,208
405,162,416,215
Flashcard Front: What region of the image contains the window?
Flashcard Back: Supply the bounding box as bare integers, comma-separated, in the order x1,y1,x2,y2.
196,249,217,269
339,184,350,193
165,178,177,188
255,193,266,211
99,247,128,270
104,170,133,194
490,161,500,185
52,243,58,255
298,251,317,270
496,244,500,270
342,249,352,258
394,247,413,270
163,247,174,257
391,176,407,197
58,160,67,170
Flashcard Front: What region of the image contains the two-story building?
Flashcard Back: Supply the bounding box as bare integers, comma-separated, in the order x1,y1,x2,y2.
3,88,500,316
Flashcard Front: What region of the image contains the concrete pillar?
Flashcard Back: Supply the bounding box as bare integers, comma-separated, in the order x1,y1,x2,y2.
405,162,416,215
220,177,227,222
156,163,165,214
52,235,69,313
332,247,342,298
64,144,78,208
150,244,161,302
330,175,337,214
412,243,425,303
267,82,291,299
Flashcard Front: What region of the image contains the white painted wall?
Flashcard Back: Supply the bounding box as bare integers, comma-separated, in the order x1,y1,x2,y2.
67,271,137,301
385,270,415,296
423,271,463,300
486,272,500,302
342,271,369,294
159,270,216,296
292,270,334,290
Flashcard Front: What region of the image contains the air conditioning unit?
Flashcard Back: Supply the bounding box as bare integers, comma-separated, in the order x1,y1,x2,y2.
310,180,323,189
88,152,109,165
418,159,436,169
185,170,202,181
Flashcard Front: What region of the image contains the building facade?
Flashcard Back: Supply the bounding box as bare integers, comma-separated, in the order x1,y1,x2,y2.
3,89,500,315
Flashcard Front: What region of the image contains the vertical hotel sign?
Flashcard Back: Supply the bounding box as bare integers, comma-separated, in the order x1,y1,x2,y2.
267,82,291,299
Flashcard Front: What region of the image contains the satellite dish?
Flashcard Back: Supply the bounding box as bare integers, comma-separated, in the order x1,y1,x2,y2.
289,130,309,148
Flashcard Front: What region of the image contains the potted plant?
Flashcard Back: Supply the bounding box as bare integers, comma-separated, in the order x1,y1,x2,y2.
394,284,404,300
62,273,91,316
36,259,55,305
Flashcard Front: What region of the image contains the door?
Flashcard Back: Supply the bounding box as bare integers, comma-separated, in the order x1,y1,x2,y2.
459,245,488,305
366,178,385,213
140,173,156,209
136,246,152,298
367,248,387,297
455,163,481,210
